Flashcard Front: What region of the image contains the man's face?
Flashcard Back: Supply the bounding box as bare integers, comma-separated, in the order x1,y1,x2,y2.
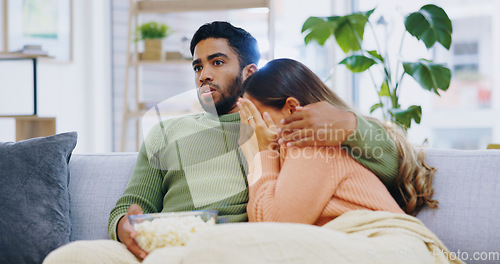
192,38,244,115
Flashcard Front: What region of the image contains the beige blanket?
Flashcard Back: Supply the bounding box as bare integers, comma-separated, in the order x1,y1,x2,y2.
142,210,464,264
323,210,464,264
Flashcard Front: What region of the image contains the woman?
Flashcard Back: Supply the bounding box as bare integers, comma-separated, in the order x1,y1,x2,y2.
237,58,436,224
233,58,461,263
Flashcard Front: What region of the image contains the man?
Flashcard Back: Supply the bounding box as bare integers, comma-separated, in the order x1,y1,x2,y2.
110,22,260,259
43,21,398,263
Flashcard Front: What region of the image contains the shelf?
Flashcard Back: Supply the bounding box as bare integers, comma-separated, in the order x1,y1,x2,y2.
125,109,195,118
130,59,192,66
135,0,270,13
0,52,48,59
125,100,190,118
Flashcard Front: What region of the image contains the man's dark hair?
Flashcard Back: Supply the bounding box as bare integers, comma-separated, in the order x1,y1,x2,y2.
190,21,260,68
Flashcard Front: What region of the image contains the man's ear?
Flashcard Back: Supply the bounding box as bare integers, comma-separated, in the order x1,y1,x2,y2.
242,64,258,80
282,97,301,115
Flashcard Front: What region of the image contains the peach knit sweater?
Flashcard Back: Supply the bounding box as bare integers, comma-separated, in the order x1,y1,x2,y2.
247,145,404,226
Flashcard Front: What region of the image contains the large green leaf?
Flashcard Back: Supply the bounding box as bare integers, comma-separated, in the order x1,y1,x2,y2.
302,16,325,33
405,4,452,49
333,16,362,52
339,55,376,73
389,105,422,129
302,9,374,52
331,9,374,53
403,60,451,95
302,17,334,45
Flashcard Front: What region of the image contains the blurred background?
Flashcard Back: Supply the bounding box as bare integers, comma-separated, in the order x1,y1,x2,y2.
0,0,498,153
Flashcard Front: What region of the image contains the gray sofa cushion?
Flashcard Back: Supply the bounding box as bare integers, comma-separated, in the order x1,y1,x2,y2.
68,153,137,241
417,148,500,263
0,132,77,264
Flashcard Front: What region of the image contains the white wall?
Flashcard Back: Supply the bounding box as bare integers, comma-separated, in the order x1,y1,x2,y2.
492,0,500,144
0,0,112,153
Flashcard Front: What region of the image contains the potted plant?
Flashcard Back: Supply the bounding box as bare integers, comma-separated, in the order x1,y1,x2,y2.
301,4,453,130
136,21,172,60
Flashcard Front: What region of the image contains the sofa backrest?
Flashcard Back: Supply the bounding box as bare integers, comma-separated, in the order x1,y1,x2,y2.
68,153,137,241
68,149,500,263
416,148,500,263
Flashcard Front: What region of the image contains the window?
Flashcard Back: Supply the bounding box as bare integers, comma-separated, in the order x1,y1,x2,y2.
433,128,492,150
354,0,499,149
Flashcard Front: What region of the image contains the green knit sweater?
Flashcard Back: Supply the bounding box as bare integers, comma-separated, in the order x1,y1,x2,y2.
108,112,398,240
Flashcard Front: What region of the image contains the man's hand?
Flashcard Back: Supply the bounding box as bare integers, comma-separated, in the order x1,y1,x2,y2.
117,204,148,259
279,101,357,147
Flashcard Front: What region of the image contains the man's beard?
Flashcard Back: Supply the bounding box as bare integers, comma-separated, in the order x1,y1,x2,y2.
198,74,243,116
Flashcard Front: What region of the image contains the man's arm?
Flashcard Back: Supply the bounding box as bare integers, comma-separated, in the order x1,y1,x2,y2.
342,114,399,187
279,101,398,187
108,141,165,241
107,122,169,259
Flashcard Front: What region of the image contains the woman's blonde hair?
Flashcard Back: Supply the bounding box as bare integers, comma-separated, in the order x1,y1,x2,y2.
242,58,438,215
368,117,438,215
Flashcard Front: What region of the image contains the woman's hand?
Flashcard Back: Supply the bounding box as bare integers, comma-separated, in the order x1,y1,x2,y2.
238,98,280,153
238,104,259,174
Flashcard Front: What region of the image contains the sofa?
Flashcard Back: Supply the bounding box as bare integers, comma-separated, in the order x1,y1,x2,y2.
68,149,500,263
1,132,499,263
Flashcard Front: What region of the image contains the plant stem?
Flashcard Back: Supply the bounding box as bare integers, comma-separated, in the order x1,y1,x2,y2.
367,21,392,82
392,73,405,108
349,22,388,120
394,32,406,90
390,32,407,110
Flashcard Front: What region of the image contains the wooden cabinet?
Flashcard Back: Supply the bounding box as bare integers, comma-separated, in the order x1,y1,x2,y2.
0,116,56,141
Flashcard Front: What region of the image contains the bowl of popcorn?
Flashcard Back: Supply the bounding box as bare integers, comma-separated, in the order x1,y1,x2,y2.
128,210,217,253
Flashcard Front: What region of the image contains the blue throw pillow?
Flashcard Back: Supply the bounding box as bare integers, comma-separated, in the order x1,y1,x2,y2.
0,132,77,264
